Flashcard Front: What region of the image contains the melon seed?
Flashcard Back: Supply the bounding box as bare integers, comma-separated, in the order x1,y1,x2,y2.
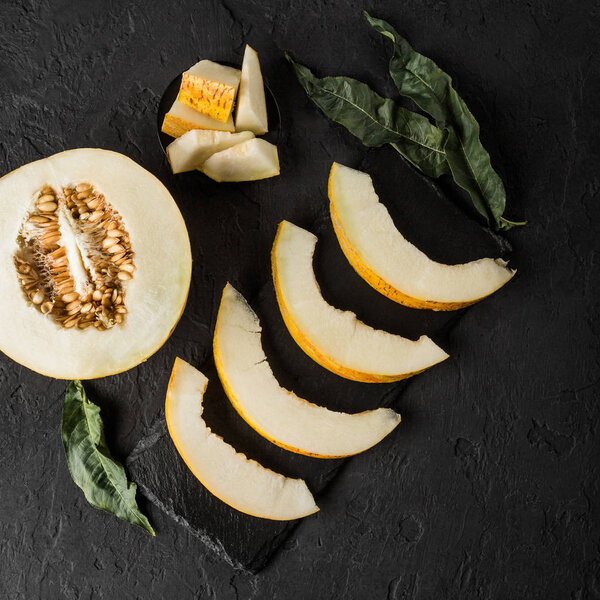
120,263,135,273
87,197,102,210
38,201,58,212
63,316,80,329
102,237,118,249
65,300,81,311
31,291,44,305
29,215,50,224
117,270,132,281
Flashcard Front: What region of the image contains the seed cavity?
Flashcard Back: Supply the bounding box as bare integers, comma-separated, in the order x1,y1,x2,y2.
14,184,135,330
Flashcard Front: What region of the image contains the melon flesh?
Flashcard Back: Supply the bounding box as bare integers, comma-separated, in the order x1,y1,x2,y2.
272,221,449,382
0,149,191,379
178,60,241,123
235,45,268,135
162,98,235,138
166,357,318,520
329,163,515,310
213,284,401,458
166,130,254,174
201,138,279,182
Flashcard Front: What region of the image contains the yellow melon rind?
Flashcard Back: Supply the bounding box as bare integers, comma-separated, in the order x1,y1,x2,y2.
178,73,237,123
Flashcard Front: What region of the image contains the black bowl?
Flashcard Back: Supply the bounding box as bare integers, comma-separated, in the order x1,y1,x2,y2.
156,70,281,157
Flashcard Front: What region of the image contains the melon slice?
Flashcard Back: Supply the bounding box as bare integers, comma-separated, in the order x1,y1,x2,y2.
166,130,254,174
178,60,241,123
201,138,279,182
235,45,269,135
213,284,401,458
329,163,515,310
0,149,191,379
272,221,449,382
166,357,318,520
162,98,235,138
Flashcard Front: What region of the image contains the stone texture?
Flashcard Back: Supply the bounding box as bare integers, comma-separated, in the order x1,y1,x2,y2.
0,0,599,598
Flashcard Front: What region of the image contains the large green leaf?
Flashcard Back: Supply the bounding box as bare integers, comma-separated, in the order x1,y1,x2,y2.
61,381,155,536
286,54,449,178
365,12,524,230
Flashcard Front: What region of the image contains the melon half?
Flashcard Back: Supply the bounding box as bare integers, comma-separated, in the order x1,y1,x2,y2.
0,149,191,379
272,221,449,382
329,163,515,310
166,357,318,520
213,284,401,458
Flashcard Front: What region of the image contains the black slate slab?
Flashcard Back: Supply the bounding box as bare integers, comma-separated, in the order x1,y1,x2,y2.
127,168,510,572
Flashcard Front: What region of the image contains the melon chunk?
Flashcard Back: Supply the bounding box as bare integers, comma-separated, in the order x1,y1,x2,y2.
0,149,191,379
166,357,318,520
213,284,401,458
166,130,255,174
162,98,235,138
272,221,449,382
178,60,241,123
235,45,268,135
201,138,279,182
329,163,515,310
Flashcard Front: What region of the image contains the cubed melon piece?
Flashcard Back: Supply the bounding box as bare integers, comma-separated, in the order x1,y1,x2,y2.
166,130,255,174
235,45,268,135
162,98,235,138
178,60,241,123
200,138,279,182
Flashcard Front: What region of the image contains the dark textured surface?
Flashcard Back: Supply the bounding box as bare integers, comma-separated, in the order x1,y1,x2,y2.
0,1,598,598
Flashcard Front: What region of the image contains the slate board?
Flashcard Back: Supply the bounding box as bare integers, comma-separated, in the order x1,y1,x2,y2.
126,162,511,572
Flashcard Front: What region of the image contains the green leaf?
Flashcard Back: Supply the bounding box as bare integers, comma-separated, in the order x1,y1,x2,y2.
365,12,524,230
286,53,449,178
61,381,155,536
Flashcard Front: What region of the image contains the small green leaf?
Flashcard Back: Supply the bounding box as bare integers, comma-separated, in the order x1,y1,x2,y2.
365,11,523,230
61,381,155,536
286,53,449,178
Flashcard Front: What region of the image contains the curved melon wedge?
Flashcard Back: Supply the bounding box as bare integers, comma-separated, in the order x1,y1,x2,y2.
166,357,318,520
213,284,401,458
329,163,515,311
272,221,449,382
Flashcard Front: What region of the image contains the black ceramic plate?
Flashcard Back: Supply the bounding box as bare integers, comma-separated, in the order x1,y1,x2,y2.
156,70,281,157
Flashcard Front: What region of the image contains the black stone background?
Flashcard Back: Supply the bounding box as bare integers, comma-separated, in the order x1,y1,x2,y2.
1,0,599,598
